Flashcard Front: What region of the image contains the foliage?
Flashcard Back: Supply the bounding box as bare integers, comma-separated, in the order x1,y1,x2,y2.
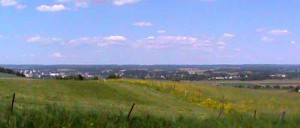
107,74,121,79
0,67,25,77
77,74,84,81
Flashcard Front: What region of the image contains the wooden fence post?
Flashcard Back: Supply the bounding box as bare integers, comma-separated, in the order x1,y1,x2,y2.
254,109,257,119
280,111,286,122
217,104,224,120
217,96,225,120
11,93,16,113
127,103,135,120
185,90,187,98
217,108,223,120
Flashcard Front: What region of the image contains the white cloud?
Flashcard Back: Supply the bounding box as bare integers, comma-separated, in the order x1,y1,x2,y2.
258,29,291,43
0,0,17,6
268,29,290,35
63,36,127,47
291,41,296,45
63,37,100,46
113,0,141,6
133,34,239,51
217,42,226,45
0,0,26,9
157,30,166,34
27,36,42,42
51,52,63,58
15,4,26,9
134,35,201,49
223,33,235,38
57,0,93,8
57,0,139,8
36,4,66,12
75,1,89,8
133,21,152,27
261,36,273,42
103,36,127,42
164,36,198,42
147,36,155,40
27,36,62,45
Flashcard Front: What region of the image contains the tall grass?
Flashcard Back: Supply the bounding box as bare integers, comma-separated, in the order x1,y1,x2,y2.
1,104,300,128
0,79,300,127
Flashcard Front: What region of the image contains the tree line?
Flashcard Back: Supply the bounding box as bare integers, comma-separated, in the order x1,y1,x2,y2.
0,67,25,77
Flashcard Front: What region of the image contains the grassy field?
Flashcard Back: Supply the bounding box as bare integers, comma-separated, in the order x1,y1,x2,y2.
0,79,300,127
214,79,300,83
0,73,20,78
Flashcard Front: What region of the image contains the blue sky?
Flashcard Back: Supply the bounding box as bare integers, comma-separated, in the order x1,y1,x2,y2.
0,0,300,64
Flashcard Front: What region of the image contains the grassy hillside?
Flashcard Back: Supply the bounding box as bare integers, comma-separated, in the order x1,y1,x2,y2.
0,73,20,78
0,79,299,127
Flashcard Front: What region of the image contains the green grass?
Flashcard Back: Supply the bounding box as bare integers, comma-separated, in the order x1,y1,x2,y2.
0,79,300,127
187,81,300,113
0,73,19,78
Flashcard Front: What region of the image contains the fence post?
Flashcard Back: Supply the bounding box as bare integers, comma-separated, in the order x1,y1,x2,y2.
11,93,16,113
280,111,286,122
217,108,223,120
217,104,224,120
127,103,135,120
217,96,225,120
254,109,257,119
185,90,187,97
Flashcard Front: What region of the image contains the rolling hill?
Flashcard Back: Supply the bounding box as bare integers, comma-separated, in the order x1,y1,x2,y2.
0,79,299,127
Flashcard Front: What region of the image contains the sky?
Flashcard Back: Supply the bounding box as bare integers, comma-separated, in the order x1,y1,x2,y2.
0,0,300,65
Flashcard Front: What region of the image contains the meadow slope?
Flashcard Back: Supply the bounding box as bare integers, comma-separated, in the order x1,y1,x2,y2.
0,73,20,78
0,79,299,127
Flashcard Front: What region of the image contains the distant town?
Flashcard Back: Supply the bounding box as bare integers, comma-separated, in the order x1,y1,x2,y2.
1,65,300,81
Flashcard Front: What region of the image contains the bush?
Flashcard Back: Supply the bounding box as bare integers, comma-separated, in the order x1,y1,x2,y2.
107,74,121,79
78,74,84,81
0,67,25,77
